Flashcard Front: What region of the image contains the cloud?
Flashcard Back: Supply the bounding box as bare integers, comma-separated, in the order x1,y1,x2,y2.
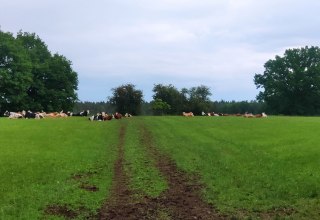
1,0,320,102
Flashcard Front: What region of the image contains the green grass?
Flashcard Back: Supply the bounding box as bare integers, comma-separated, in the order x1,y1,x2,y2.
2,116,320,219
141,116,320,219
123,119,167,199
0,117,118,220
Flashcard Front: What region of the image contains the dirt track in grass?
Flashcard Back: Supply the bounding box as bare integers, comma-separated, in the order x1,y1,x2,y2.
98,121,226,220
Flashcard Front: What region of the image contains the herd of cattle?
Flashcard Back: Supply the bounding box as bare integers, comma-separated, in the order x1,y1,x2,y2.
2,110,134,120
3,110,267,119
2,110,90,119
183,111,268,118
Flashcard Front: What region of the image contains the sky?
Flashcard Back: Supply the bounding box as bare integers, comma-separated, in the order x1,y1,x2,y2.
1,0,320,102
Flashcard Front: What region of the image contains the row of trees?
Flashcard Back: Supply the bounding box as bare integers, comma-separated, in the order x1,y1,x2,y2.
105,46,320,116
0,30,78,113
105,83,212,115
74,99,265,116
75,83,265,116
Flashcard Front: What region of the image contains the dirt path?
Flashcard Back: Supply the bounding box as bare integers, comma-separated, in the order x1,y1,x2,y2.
138,123,226,220
98,121,226,219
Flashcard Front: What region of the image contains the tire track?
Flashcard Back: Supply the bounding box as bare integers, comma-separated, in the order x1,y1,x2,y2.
98,122,163,219
138,122,226,220
98,120,227,219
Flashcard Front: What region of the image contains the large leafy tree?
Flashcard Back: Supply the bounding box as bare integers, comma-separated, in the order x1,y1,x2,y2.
151,98,171,115
0,31,32,112
187,85,212,115
152,84,185,115
0,30,78,113
108,84,143,115
254,46,320,115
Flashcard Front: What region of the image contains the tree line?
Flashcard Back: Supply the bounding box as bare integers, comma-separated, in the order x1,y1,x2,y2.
99,46,320,116
2,30,320,116
74,83,266,116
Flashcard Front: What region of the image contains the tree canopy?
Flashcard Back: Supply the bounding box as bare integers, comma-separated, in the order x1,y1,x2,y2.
254,46,320,115
0,30,78,113
108,83,144,115
152,84,212,115
152,84,184,115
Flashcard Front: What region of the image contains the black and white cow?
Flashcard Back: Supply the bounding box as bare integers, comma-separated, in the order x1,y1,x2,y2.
24,110,44,119
3,111,24,119
73,110,90,116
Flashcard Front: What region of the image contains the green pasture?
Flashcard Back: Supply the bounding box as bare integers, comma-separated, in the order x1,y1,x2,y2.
142,116,320,219
1,116,320,219
0,117,119,219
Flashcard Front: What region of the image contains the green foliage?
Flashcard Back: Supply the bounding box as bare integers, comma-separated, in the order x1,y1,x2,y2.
108,83,144,115
151,98,171,115
152,84,212,115
186,85,212,114
0,30,78,113
142,116,320,218
0,31,33,112
254,46,320,115
73,101,115,115
212,100,266,114
152,84,185,115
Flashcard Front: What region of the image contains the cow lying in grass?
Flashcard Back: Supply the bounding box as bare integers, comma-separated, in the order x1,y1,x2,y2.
73,110,90,116
3,111,24,119
24,110,44,119
244,112,268,118
89,112,113,121
182,112,194,117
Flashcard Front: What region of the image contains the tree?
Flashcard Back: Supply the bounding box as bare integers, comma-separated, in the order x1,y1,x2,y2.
151,98,171,115
17,32,78,112
108,84,144,115
0,31,32,112
187,85,212,115
254,46,320,115
0,30,78,113
152,84,185,115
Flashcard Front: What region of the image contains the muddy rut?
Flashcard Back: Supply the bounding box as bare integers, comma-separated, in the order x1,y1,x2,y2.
98,121,226,220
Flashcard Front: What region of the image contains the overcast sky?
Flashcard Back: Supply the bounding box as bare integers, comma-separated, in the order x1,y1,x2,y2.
1,0,320,102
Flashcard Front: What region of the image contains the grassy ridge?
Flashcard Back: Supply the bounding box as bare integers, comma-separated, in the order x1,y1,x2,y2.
142,116,320,218
0,118,118,219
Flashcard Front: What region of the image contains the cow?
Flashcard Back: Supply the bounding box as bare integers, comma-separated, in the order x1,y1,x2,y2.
243,112,254,118
24,110,44,119
114,112,122,119
89,113,104,121
73,110,90,116
125,113,133,117
182,112,194,117
3,111,24,119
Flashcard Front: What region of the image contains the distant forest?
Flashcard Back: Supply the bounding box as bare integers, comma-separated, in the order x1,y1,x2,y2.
73,100,266,116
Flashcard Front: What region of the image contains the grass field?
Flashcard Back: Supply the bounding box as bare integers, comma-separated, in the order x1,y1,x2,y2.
142,116,320,219
0,116,320,219
0,117,119,219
